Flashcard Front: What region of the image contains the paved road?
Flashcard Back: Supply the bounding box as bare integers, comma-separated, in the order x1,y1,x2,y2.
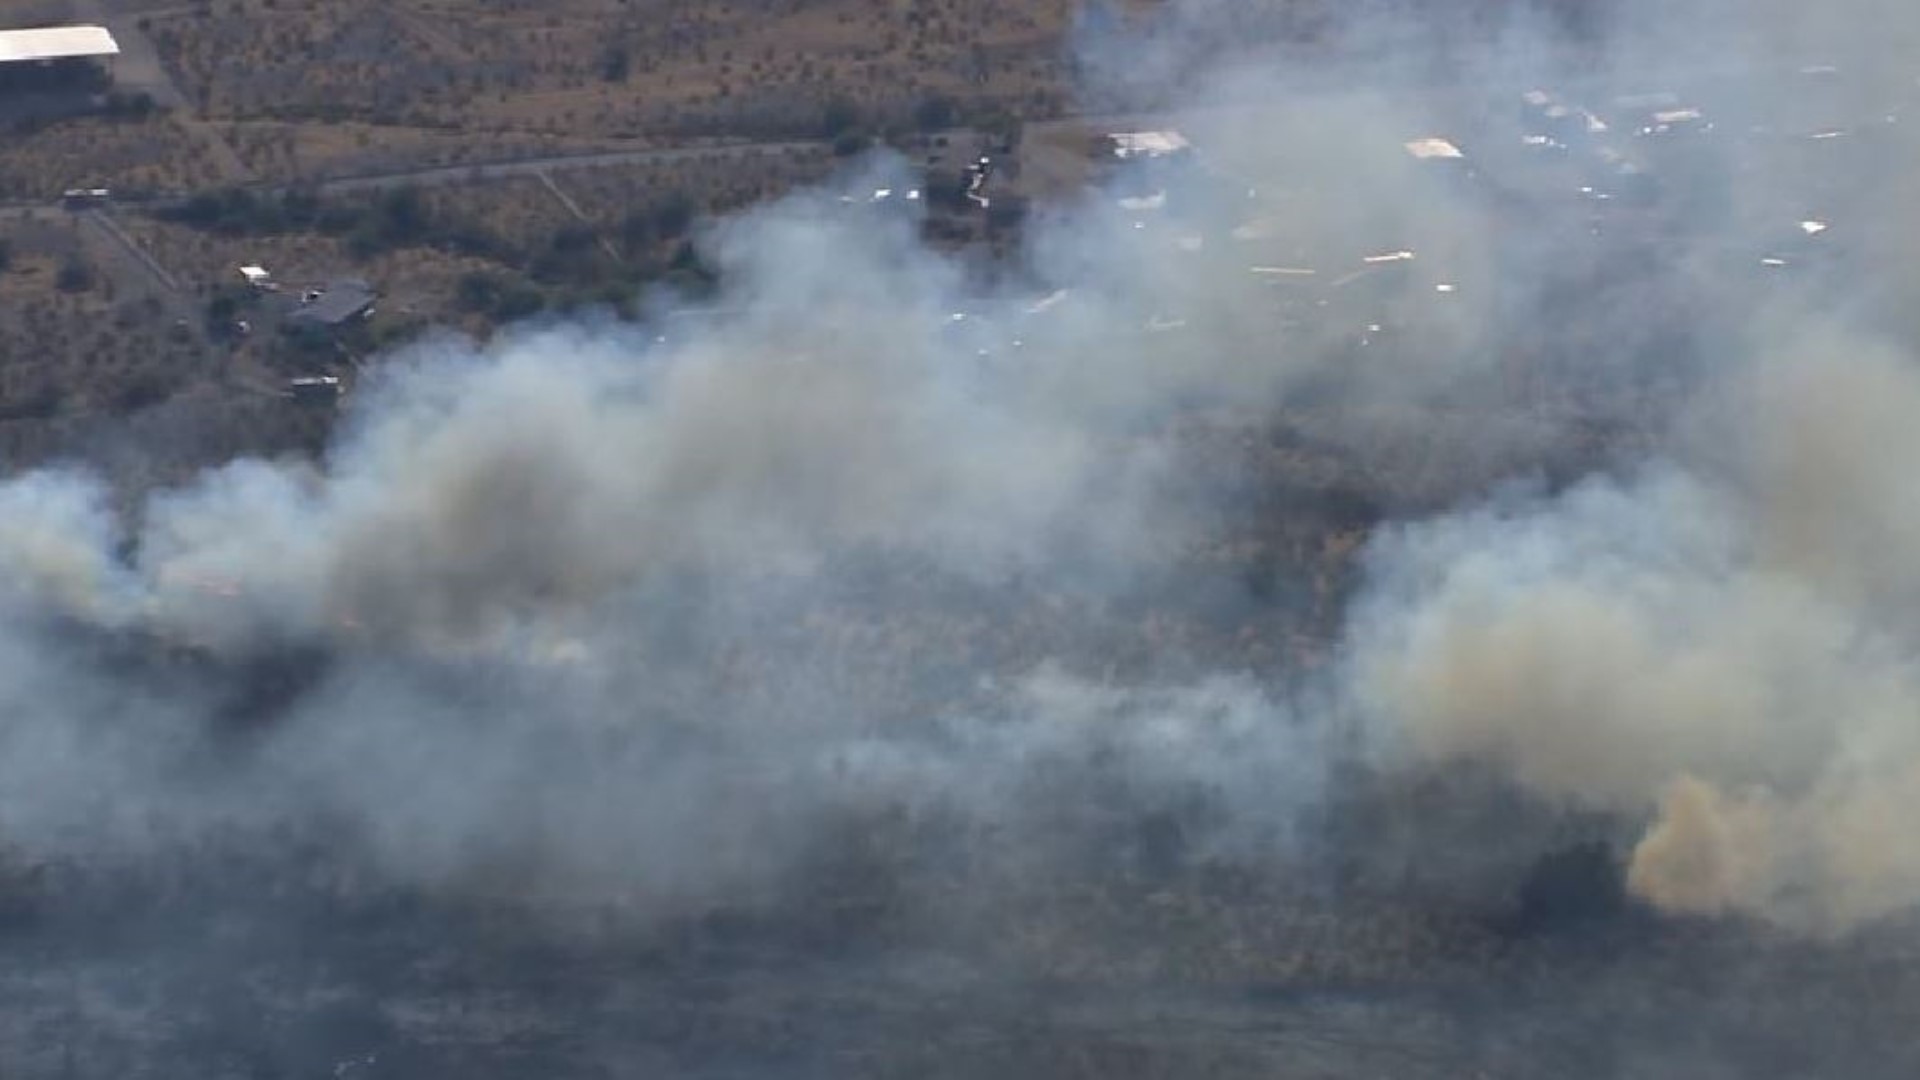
1,138,830,214
296,139,825,197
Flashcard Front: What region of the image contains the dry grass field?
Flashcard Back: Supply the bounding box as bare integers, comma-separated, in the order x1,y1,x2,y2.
0,112,224,199
551,145,842,228
0,214,202,415
102,143,855,346
144,0,1080,145
215,118,639,185
0,0,1101,465
0,211,329,489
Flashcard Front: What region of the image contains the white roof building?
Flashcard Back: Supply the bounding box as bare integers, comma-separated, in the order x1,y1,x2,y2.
1109,130,1192,160
0,25,120,65
1404,137,1465,161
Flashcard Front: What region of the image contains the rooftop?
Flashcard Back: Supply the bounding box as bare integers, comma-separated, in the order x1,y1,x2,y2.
0,25,120,65
287,279,377,327
1404,137,1465,161
1109,131,1192,160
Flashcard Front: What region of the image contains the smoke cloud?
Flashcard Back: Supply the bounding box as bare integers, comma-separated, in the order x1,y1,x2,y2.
1,0,1918,971
1349,335,1920,934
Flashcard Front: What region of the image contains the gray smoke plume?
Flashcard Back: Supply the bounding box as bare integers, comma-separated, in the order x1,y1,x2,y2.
1,0,1918,958
0,149,1378,920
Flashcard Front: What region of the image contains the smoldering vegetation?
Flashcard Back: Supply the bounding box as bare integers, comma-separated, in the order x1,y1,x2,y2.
5,0,1920,1076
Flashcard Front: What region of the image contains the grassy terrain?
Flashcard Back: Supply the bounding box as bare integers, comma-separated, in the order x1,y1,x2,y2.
144,0,1077,144
0,0,1106,469
0,112,223,199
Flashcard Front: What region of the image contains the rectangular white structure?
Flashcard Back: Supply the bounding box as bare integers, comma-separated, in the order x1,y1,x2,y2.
1109,131,1191,160
1404,137,1465,161
0,25,121,65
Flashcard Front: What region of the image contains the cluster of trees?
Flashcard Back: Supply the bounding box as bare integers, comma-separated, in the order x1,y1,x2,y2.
819,93,1019,157
157,186,474,261
456,234,716,326
0,382,63,423
148,113,1020,339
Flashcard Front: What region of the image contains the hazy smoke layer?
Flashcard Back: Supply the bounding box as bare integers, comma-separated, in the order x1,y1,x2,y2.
1,0,1918,946
0,156,1375,917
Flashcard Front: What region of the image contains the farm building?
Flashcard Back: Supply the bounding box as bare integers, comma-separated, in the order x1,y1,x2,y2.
0,25,119,95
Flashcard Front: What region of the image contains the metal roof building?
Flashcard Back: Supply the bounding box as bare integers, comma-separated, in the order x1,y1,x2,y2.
1109,131,1192,161
0,25,121,65
286,279,377,329
1404,137,1465,161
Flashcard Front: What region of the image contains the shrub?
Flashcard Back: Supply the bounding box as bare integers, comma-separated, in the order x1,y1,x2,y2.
913,94,957,132
280,190,321,228
0,383,62,422
1506,840,1630,935
111,371,171,414
101,91,159,120
492,281,547,322
456,270,545,323
820,97,863,140
649,194,695,239
56,259,95,293
455,270,502,313
599,45,631,84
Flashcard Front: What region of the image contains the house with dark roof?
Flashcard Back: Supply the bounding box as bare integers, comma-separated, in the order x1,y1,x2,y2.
283,279,376,337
